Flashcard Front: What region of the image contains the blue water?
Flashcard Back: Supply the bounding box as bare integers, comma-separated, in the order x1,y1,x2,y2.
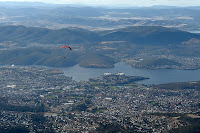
55,62,200,85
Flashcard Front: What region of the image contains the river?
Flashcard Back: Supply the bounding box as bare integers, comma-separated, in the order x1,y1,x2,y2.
53,62,200,85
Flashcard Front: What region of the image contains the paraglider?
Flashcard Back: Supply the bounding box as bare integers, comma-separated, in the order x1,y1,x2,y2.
60,46,72,50
59,45,72,58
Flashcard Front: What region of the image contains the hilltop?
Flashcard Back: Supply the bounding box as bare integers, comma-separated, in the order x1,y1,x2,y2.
102,26,199,45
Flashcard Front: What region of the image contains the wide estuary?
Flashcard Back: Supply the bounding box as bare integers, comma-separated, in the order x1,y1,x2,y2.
56,62,200,85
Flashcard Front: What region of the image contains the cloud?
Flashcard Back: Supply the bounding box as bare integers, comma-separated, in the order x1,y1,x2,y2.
48,0,200,6
0,0,199,6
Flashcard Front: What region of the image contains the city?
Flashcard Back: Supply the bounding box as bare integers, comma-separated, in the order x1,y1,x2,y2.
0,66,199,132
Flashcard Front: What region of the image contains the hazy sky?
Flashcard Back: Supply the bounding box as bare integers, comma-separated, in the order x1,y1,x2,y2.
0,0,199,7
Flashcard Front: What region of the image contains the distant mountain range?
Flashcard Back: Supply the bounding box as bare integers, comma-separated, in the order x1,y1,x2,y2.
0,25,102,44
1,3,200,31
0,25,199,45
1,2,200,9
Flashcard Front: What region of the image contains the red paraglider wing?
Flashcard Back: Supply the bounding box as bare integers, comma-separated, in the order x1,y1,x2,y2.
60,46,72,50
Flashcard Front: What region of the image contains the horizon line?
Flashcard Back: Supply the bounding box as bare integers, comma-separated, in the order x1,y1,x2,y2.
0,1,200,8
